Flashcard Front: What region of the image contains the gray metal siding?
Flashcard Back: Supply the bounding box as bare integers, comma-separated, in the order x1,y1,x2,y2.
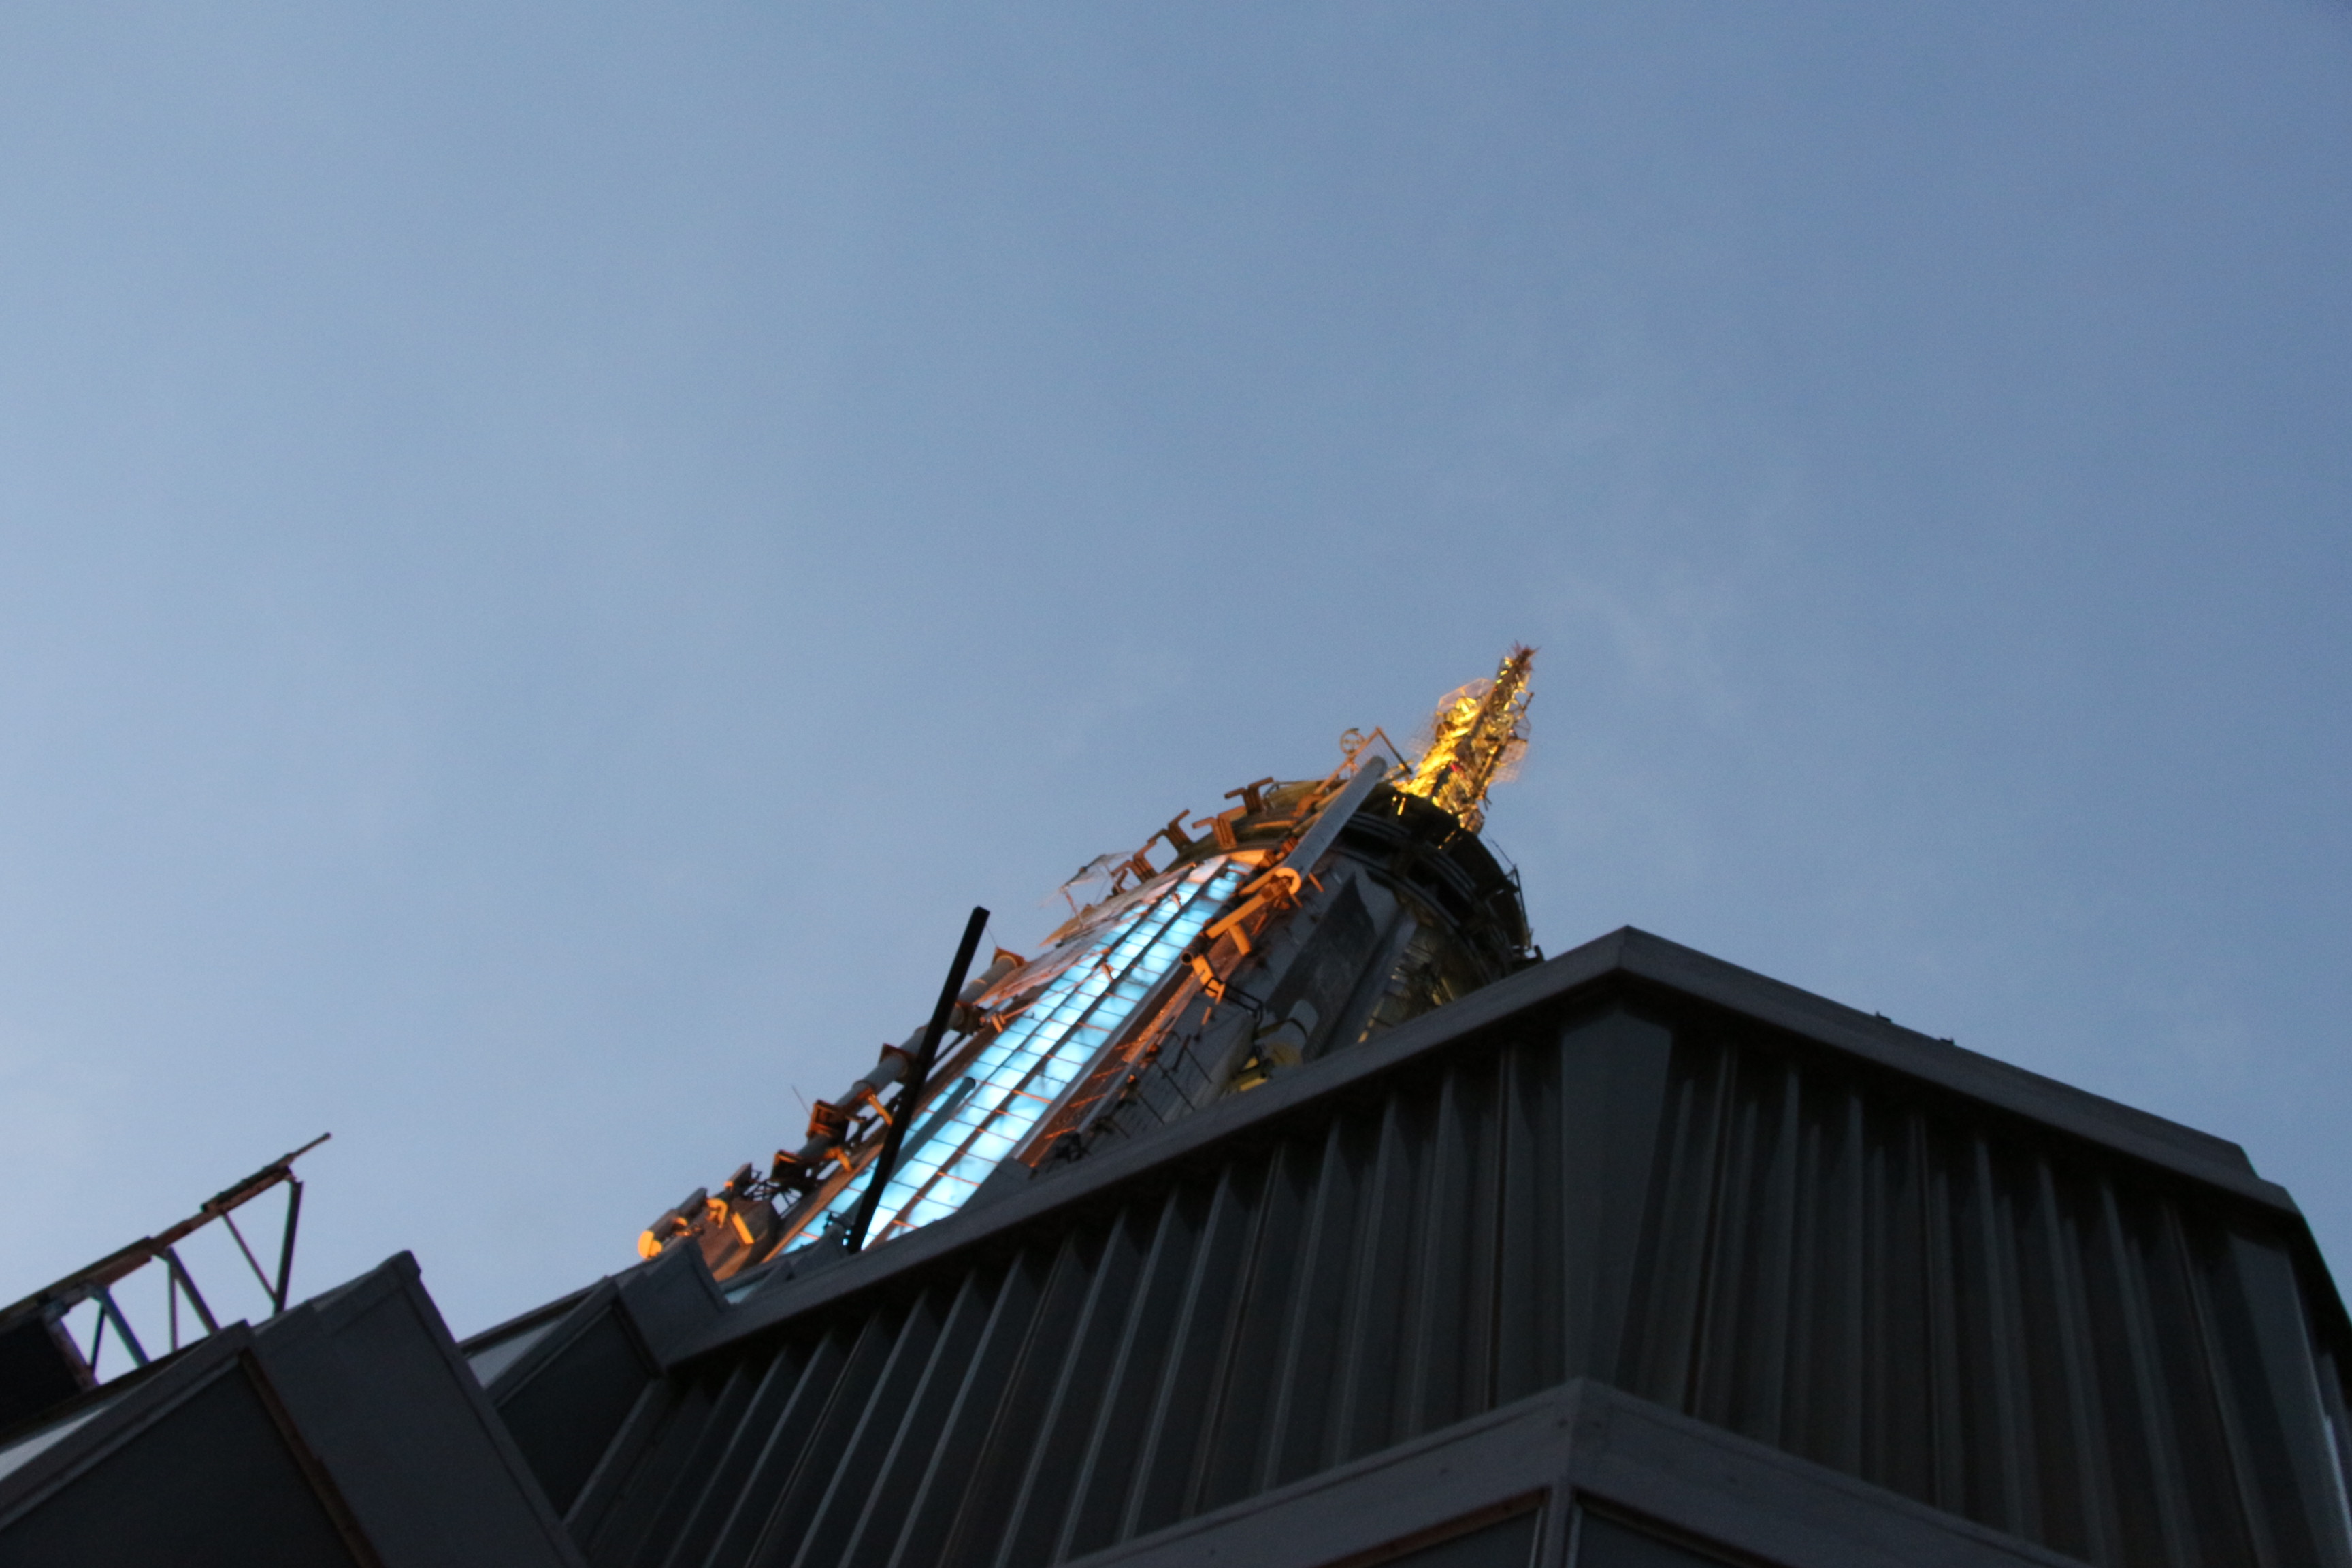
566,994,2350,1568
1614,1022,2345,1566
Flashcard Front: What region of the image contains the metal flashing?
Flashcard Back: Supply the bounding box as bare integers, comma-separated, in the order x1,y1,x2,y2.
678,924,2300,1368
1064,1380,2087,1568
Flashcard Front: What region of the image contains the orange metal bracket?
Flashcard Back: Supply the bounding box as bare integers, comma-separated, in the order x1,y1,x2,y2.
1224,777,1276,815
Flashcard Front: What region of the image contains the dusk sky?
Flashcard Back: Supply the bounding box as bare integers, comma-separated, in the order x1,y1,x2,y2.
1,2,2347,1339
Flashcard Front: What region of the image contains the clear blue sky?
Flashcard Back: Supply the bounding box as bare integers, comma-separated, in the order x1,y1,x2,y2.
1,2,2346,1338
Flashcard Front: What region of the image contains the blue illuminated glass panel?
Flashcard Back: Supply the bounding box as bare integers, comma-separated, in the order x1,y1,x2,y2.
787,856,1249,1250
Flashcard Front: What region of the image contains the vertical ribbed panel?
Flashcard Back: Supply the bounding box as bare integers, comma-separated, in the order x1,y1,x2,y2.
570,1004,2349,1568
1616,1027,2342,1567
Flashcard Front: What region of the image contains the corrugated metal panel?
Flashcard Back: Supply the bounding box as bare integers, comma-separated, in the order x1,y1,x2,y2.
1615,1024,2347,1567
564,996,2352,1568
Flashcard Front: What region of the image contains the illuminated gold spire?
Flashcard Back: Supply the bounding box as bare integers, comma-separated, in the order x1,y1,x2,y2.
1396,644,1535,833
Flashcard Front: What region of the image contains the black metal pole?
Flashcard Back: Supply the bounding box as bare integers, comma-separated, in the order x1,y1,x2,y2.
843,906,990,1254
272,1179,304,1314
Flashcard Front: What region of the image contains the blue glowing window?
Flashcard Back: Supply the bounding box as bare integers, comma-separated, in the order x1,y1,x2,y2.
787,856,1247,1251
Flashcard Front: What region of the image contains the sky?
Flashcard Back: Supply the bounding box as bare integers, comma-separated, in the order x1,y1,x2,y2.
0,1,2346,1341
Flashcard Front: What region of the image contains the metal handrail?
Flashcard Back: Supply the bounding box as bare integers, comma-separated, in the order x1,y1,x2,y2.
0,1134,329,1376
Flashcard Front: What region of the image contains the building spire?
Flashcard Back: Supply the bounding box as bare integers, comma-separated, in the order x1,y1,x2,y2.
1396,644,1535,833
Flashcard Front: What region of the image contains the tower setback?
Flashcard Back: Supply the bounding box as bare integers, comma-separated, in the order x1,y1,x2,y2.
3,652,2348,1568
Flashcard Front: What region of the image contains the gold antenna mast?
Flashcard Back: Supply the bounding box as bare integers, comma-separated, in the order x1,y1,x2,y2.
1396,644,1535,832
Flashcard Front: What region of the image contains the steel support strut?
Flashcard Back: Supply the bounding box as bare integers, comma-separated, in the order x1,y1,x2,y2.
843,906,991,1253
